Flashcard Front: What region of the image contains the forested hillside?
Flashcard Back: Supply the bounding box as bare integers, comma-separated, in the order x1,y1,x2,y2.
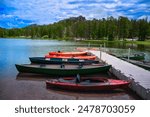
0,16,150,41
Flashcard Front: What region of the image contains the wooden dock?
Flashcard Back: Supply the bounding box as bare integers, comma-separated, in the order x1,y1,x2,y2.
90,50,150,99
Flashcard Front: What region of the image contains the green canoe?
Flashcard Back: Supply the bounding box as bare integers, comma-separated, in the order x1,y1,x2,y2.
29,57,99,64
109,52,145,60
122,53,145,60
15,64,111,76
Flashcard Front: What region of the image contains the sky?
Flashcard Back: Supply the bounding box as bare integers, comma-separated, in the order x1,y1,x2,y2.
0,0,150,28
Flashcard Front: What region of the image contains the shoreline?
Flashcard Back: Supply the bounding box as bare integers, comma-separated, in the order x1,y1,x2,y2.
1,37,150,46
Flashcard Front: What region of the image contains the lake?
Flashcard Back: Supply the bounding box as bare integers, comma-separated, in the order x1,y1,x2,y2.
0,38,144,100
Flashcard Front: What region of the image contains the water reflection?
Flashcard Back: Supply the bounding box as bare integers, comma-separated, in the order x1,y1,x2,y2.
46,88,127,100
0,38,147,99
16,73,136,100
16,73,60,81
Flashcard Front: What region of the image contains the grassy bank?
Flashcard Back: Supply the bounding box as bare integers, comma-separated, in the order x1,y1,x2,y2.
81,40,150,45
126,40,150,45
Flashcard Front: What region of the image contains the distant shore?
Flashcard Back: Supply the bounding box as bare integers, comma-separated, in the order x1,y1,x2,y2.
81,39,150,46
1,37,150,46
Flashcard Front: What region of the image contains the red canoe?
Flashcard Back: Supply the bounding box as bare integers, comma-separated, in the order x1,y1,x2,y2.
45,55,96,60
49,51,87,56
46,77,130,91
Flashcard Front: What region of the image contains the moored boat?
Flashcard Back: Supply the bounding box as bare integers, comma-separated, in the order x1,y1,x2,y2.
122,53,145,60
122,58,150,71
46,77,130,91
45,54,97,60
15,64,111,76
108,52,145,60
29,57,99,64
49,51,87,56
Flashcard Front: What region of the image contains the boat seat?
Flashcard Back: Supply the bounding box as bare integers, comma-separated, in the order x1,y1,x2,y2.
75,74,81,84
80,80,91,85
50,58,62,61
58,78,75,83
40,64,46,67
78,63,83,69
84,80,90,83
68,58,79,62
60,64,65,68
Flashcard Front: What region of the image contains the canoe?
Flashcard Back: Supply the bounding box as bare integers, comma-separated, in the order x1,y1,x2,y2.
108,52,145,60
122,58,150,71
122,53,145,60
45,55,97,60
29,57,99,64
49,51,87,56
46,77,130,91
15,64,111,76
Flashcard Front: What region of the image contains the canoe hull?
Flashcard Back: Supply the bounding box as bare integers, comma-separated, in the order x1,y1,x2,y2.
49,51,87,56
46,78,130,91
29,57,99,64
45,55,96,60
109,52,145,60
123,56,145,60
15,64,111,76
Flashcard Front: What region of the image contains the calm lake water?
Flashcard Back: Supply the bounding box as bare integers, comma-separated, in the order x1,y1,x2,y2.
0,38,146,100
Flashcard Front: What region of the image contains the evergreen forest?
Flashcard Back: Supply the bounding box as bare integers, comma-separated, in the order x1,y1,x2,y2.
0,16,150,41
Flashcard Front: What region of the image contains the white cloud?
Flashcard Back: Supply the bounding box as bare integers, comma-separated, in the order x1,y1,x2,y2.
0,14,14,18
1,0,150,27
138,15,150,21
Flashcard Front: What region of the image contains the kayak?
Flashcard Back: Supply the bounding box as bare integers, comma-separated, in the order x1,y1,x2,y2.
49,51,87,56
45,55,97,60
46,77,130,91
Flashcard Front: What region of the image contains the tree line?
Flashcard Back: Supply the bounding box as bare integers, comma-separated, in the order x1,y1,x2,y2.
0,16,150,41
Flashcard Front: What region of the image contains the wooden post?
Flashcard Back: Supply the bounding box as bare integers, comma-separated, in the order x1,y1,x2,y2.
88,42,90,48
88,42,90,52
128,48,130,61
104,43,106,52
99,45,102,60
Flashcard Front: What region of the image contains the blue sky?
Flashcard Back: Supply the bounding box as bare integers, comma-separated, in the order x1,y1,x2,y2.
0,0,150,28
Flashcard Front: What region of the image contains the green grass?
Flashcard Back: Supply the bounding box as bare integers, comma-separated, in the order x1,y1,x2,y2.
125,40,150,45
81,39,150,45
